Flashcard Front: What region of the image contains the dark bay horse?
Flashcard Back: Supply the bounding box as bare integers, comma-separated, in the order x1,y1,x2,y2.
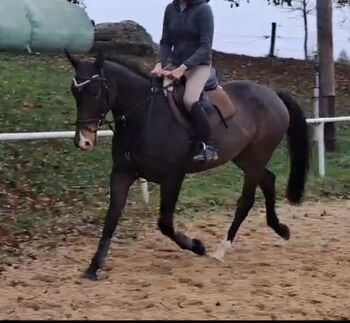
65,51,309,280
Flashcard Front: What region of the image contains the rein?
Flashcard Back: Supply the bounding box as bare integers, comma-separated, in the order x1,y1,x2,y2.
72,74,177,133
114,78,177,124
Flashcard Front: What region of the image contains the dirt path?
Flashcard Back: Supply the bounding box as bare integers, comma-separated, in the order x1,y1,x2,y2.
1,200,350,320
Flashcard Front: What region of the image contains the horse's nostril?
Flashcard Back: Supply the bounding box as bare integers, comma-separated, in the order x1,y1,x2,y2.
85,141,92,147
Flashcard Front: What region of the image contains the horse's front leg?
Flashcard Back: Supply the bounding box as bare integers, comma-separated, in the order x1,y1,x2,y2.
158,176,206,256
83,170,136,280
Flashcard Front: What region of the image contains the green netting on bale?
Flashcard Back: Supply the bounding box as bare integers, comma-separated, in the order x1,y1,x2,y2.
0,0,31,51
24,0,94,53
0,0,94,53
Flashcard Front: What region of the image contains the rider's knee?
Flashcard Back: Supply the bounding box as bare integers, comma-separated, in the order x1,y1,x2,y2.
183,94,196,111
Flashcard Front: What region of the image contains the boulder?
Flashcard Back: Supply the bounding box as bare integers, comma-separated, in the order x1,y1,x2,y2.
91,20,159,58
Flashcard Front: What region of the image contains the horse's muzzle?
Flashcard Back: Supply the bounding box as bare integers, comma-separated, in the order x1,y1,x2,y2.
74,129,96,151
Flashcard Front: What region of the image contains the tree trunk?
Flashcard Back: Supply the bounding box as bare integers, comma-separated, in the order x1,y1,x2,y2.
317,0,336,152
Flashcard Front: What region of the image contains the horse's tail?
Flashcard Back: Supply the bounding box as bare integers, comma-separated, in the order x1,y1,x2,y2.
277,91,310,205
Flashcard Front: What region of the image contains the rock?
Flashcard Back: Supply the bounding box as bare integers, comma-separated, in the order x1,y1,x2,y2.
92,20,159,58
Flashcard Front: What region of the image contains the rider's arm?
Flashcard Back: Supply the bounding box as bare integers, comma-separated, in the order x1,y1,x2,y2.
159,4,173,68
183,4,214,69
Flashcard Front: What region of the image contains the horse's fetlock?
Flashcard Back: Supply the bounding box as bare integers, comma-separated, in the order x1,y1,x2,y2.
158,219,174,237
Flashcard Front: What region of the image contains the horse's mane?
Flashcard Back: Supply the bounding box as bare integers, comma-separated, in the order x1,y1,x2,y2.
106,55,152,81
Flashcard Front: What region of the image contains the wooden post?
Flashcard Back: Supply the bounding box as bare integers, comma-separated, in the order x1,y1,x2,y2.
269,22,277,57
316,0,336,152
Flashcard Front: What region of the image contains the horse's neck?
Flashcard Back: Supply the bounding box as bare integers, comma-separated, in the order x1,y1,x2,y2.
106,63,189,163
108,64,151,120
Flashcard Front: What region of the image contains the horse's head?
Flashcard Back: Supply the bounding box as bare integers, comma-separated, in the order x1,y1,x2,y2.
65,50,111,151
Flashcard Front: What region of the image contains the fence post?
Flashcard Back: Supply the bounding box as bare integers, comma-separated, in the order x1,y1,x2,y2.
312,55,325,177
317,122,326,177
313,55,320,120
269,22,277,57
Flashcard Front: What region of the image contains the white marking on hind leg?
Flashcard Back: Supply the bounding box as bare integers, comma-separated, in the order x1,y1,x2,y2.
210,237,232,262
139,178,149,205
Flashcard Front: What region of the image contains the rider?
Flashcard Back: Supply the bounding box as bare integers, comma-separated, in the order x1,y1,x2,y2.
151,0,218,162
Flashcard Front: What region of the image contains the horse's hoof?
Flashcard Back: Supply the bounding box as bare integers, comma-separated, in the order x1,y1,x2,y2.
209,238,231,262
192,238,206,256
82,270,98,281
279,223,290,240
209,252,225,263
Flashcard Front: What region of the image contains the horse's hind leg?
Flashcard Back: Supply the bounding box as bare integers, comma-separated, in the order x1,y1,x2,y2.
211,171,261,261
259,169,290,240
158,176,206,256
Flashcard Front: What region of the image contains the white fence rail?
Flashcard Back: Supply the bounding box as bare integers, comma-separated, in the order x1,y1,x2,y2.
1,116,349,179
0,130,113,141
308,117,350,178
0,129,149,205
0,116,349,204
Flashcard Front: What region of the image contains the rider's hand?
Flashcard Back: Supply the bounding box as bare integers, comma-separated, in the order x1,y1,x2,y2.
162,64,188,81
150,63,163,77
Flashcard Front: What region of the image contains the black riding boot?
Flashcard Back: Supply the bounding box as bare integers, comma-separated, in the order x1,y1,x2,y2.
189,101,218,162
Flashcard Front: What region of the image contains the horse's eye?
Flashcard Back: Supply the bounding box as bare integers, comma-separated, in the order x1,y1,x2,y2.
89,83,100,97
91,89,100,97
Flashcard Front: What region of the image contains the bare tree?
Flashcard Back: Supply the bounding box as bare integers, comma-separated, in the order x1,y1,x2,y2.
277,0,314,60
224,0,349,60
224,0,349,6
66,0,86,9
286,0,349,60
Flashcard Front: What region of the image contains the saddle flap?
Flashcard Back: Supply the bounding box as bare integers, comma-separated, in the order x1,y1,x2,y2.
206,87,236,120
167,89,191,130
164,67,235,128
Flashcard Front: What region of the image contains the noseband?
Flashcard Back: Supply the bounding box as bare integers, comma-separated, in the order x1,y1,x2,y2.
72,73,112,129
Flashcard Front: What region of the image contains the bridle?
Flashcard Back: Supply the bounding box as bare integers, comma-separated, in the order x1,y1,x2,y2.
71,72,178,133
72,73,114,131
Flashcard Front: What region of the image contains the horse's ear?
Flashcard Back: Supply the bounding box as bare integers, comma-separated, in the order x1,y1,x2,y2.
65,49,78,70
95,51,105,70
